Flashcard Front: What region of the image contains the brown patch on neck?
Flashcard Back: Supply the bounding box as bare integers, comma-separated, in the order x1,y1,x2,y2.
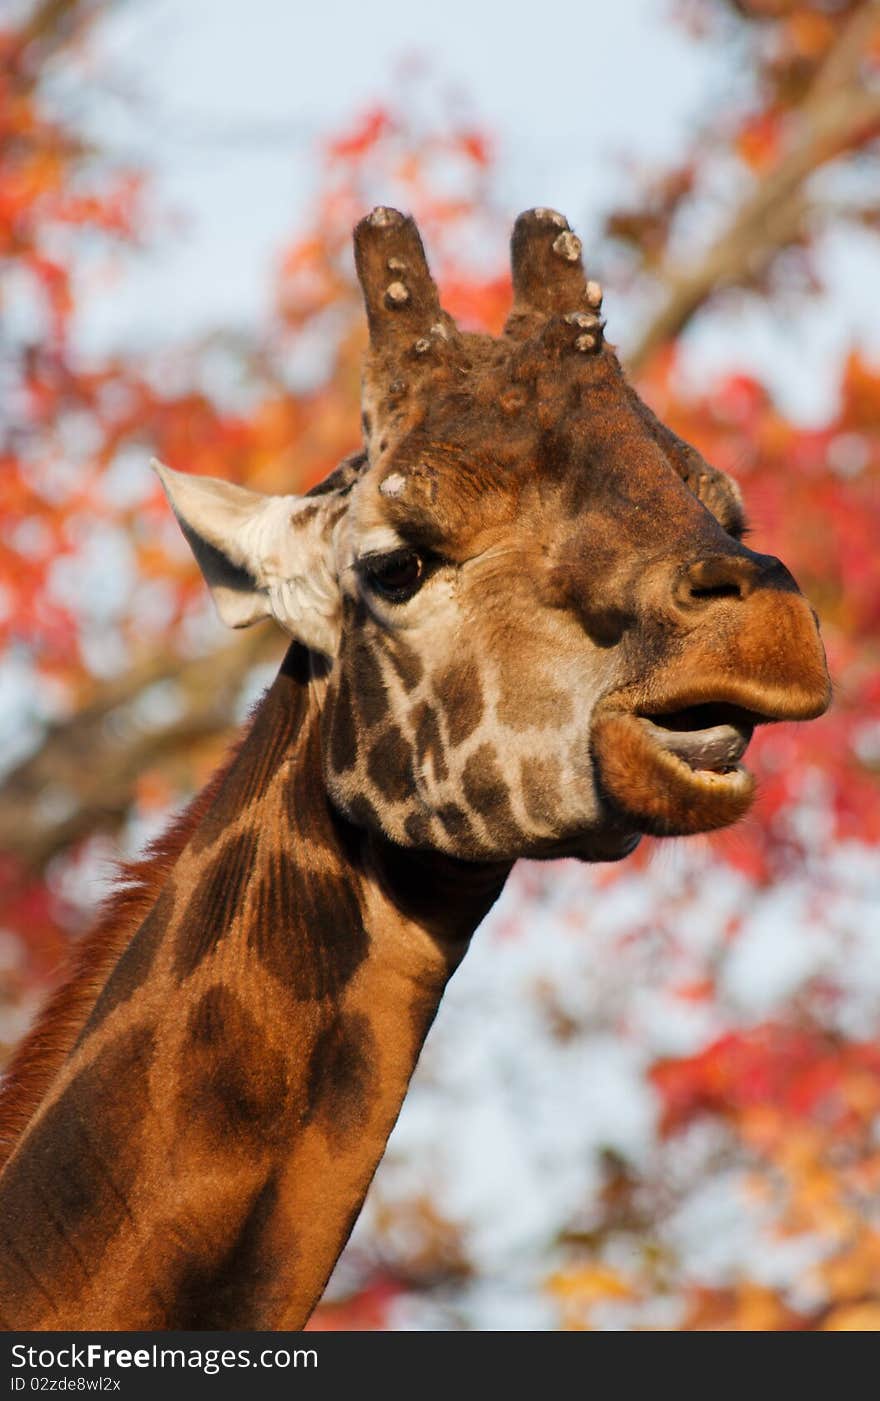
157,1175,286,1329
0,1022,156,1321
366,836,509,945
0,644,314,1171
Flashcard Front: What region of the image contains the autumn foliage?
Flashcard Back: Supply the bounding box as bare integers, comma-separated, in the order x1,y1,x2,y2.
1,0,879,1330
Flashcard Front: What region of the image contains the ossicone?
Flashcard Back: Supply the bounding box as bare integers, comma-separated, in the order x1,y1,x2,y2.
353,207,459,359
505,207,605,352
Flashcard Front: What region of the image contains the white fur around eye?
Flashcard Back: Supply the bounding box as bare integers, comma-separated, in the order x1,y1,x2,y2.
356,526,407,559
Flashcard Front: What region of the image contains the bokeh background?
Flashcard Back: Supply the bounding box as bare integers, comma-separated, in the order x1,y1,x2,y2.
2,0,880,1330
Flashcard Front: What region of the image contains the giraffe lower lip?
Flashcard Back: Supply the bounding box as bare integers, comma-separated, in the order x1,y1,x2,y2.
590,707,757,835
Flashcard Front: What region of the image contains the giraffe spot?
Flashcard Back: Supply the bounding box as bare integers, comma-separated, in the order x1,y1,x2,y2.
496,665,573,732
190,644,308,854
286,721,341,857
183,987,289,1144
412,703,448,784
520,754,563,827
436,801,475,843
350,639,388,728
249,851,369,1002
292,501,321,527
328,672,357,774
159,1175,290,1328
174,828,258,980
0,1025,154,1316
367,725,415,802
404,812,432,847
80,882,175,1039
462,743,522,846
433,657,483,746
345,793,382,835
387,638,424,692
304,1012,376,1142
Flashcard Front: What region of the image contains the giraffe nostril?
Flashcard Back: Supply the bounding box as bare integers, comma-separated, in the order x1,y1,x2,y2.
689,579,742,601
675,555,757,609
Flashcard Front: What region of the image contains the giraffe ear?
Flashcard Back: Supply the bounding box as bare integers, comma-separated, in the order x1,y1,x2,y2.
152,460,344,655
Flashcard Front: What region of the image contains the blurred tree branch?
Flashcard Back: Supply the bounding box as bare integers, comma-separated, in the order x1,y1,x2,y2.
4,0,106,87
628,0,880,370
0,626,281,873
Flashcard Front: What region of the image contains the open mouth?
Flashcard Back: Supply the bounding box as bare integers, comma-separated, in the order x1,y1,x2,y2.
588,589,830,840
638,702,756,776
590,698,769,836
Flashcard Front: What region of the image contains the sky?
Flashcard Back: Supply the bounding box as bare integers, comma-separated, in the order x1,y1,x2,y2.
55,0,880,423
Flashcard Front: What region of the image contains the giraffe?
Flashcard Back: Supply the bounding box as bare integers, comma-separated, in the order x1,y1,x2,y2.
0,206,830,1330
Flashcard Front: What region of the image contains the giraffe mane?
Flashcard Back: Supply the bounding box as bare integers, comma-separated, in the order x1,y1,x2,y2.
0,722,254,1170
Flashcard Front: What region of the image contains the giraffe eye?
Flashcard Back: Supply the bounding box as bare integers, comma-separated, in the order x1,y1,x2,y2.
361,548,426,603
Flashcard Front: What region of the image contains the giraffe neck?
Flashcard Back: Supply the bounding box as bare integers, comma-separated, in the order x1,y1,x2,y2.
0,645,508,1329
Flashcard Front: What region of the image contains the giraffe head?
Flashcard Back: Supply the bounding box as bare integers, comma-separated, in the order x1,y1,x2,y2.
156,206,830,864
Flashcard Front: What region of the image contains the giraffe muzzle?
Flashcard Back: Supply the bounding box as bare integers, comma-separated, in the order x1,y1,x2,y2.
587,570,832,837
